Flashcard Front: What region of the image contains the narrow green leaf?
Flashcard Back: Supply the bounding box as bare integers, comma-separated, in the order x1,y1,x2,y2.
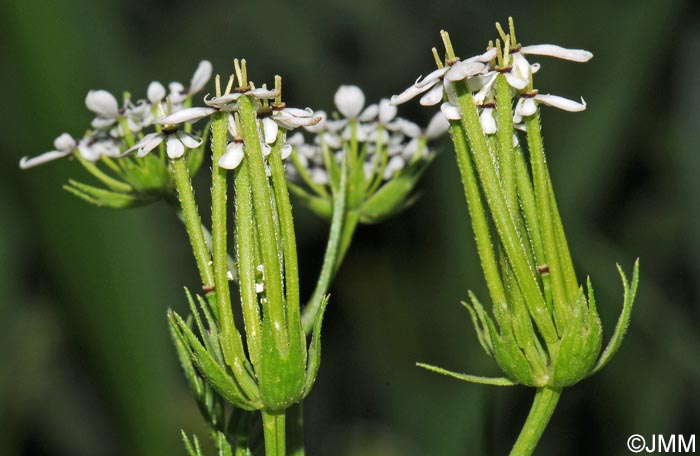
64,180,145,208
590,259,640,375
303,296,329,398
462,293,494,357
416,363,517,386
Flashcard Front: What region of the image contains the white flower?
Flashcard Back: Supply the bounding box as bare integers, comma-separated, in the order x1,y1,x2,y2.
156,107,217,125
169,60,213,104
86,90,120,129
391,54,489,107
513,92,587,123
334,85,365,118
219,142,244,169
125,130,202,159
19,133,76,169
77,135,121,161
203,86,280,111
147,81,166,104
479,106,497,134
383,155,405,180
271,106,322,130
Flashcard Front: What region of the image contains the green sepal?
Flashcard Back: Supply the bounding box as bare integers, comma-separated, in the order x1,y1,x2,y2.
182,431,205,456
287,182,333,219
303,295,330,398
416,363,517,386
63,179,152,208
359,156,432,224
551,285,602,387
490,302,536,386
462,293,494,357
258,308,307,412
169,310,261,411
589,259,640,376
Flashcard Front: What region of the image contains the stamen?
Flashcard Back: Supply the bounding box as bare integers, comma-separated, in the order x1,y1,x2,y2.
495,21,508,44
431,47,443,69
496,39,504,68
502,35,511,66
215,74,222,98
440,30,457,61
224,74,234,95
274,75,283,106
508,16,517,46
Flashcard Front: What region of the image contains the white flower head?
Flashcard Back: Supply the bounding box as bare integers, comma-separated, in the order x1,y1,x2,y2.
513,91,586,123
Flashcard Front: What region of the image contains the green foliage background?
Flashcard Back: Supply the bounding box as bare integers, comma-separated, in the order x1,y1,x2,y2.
1,0,698,454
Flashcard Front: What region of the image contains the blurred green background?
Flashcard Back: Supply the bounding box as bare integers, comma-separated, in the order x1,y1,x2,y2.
1,0,698,454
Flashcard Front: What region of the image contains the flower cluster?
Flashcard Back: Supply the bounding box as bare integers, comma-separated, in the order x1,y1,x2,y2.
392,17,591,140
402,18,638,392
20,59,322,208
287,84,447,224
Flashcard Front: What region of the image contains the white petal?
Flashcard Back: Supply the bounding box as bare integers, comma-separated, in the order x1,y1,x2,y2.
390,82,433,106
280,144,293,159
147,81,166,104
397,119,421,138
378,99,397,124
304,110,327,133
248,88,279,99
521,44,593,62
472,73,498,105
177,131,203,149
415,67,449,88
261,142,272,157
310,168,328,184
85,90,119,118
535,94,587,112
284,107,314,117
384,155,405,179
419,84,444,106
166,135,185,159
504,71,529,90
204,92,242,108
334,85,365,118
286,132,304,146
228,114,239,137
440,102,462,120
465,47,498,63
445,61,486,82
358,103,378,122
218,142,244,169
19,149,72,169
190,60,212,95
511,53,531,81
517,97,538,118
158,107,216,124
425,111,449,138
169,82,187,104
480,107,497,135
262,117,278,144
54,133,76,151
91,117,117,129
132,132,164,157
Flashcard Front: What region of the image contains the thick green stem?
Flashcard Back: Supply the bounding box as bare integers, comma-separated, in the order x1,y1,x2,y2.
449,121,507,306
210,112,247,370
238,96,288,349
170,157,215,289
262,411,286,456
454,83,557,345
509,387,562,456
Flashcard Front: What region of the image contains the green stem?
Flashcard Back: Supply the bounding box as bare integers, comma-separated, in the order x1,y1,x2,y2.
262,411,286,456
449,121,507,305
301,152,351,334
454,83,556,345
169,157,215,289
509,387,562,456
495,74,516,212
210,112,247,370
238,96,288,349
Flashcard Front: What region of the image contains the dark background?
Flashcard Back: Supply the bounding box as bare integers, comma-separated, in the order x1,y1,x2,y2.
1,0,698,454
